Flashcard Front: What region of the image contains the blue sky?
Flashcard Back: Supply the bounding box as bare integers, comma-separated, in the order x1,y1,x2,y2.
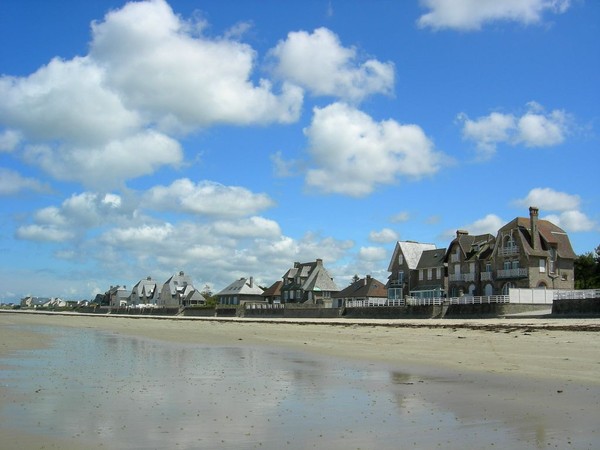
0,0,598,301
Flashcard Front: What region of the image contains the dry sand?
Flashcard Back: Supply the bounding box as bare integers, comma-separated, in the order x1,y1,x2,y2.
1,311,599,449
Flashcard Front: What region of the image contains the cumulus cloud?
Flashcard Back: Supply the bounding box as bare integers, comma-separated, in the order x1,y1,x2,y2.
304,103,445,196
442,214,504,241
144,178,274,217
458,102,571,159
514,187,580,211
418,0,571,31
0,168,48,195
22,131,183,189
269,27,394,102
544,210,597,232
514,187,596,232
0,129,21,152
358,246,388,261
369,228,398,243
389,211,410,223
16,191,130,242
0,0,303,188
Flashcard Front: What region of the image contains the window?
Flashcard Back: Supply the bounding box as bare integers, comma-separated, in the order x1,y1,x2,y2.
512,260,519,269
539,258,546,273
398,254,403,265
427,268,432,280
504,261,511,271
398,271,404,284
432,268,437,279
486,263,492,273
469,262,475,273
419,270,424,281
549,248,557,273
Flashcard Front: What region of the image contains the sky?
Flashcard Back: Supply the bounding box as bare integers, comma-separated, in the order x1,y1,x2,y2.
0,0,598,302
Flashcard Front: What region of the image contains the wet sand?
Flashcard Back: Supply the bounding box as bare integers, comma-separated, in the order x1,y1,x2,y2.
1,311,599,449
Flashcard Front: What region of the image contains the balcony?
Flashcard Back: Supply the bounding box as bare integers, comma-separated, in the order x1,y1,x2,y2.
480,272,493,281
449,273,475,282
497,268,528,279
497,246,519,257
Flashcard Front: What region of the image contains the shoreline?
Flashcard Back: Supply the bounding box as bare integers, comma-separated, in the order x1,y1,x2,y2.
2,311,599,384
1,311,599,449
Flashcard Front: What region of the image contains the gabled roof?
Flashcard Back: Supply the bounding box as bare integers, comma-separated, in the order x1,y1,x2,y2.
333,276,387,299
163,271,194,295
217,277,264,296
388,241,436,271
262,280,282,297
416,248,447,269
498,216,576,259
282,259,339,292
444,233,495,262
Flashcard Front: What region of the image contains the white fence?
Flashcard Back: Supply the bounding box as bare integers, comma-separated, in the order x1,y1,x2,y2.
404,295,509,306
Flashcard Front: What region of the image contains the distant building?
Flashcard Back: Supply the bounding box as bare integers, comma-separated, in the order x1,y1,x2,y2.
158,271,204,307
130,276,160,305
217,277,264,305
387,241,437,302
281,259,339,306
107,285,130,307
261,280,283,304
332,275,387,307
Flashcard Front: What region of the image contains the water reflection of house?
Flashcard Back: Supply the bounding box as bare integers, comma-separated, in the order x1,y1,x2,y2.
217,277,264,305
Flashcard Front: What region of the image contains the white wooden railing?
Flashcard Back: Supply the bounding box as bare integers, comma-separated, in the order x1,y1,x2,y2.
497,268,528,278
405,295,509,306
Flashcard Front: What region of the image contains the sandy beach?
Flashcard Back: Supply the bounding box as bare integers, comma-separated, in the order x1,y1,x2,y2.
1,311,599,449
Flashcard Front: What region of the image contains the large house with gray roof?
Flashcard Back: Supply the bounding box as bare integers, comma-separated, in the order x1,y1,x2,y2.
217,277,264,305
158,271,205,307
281,259,339,306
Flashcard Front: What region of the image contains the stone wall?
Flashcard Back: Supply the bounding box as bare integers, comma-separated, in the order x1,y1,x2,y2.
552,298,600,316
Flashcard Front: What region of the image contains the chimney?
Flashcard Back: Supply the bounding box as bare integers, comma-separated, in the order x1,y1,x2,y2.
365,275,371,286
456,230,469,238
249,276,254,288
316,258,323,266
529,206,539,250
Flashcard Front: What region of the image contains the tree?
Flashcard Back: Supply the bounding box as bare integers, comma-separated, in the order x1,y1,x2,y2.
350,274,360,285
574,245,600,289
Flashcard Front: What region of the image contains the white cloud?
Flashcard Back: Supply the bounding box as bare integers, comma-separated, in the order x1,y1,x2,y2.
269,27,394,102
516,108,568,147
443,214,504,240
0,168,47,195
304,103,445,196
544,210,597,232
144,178,274,217
22,130,183,189
458,103,571,159
16,191,130,242
15,224,75,242
212,216,281,238
515,188,596,232
0,129,21,152
0,0,304,189
369,228,398,243
514,187,580,211
270,151,303,178
91,0,302,130
418,0,571,31
389,211,410,223
358,246,388,261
